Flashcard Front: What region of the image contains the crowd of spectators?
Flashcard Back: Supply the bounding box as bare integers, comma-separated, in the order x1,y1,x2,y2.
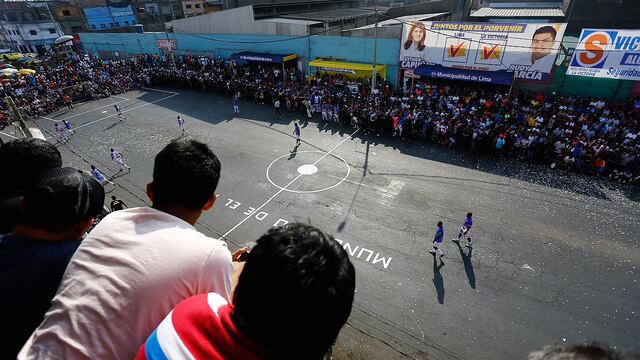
2,53,638,180
141,54,640,182
0,54,144,124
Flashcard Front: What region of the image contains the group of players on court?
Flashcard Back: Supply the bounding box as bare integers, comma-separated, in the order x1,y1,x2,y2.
53,103,189,187
430,212,474,259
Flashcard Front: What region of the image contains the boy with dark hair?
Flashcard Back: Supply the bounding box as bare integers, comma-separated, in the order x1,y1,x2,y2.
429,221,445,258
136,223,356,360
20,139,241,360
0,167,104,359
0,138,62,234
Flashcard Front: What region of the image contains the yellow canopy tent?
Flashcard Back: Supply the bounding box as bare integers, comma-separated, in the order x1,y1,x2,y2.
4,53,24,61
19,69,36,76
308,59,386,82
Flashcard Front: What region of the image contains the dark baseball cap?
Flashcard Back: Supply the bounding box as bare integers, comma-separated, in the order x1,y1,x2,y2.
22,167,105,232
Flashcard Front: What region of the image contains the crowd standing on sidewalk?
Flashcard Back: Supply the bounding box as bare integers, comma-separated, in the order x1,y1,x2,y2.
1,53,638,180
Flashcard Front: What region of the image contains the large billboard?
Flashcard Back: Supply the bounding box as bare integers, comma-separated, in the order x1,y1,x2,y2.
399,22,567,81
567,29,640,81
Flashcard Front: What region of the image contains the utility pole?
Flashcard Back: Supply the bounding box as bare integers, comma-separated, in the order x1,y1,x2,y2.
5,96,32,138
371,2,378,91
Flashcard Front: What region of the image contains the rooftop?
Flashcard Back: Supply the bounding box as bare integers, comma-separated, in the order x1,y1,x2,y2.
470,7,565,18
280,6,387,22
259,17,322,26
343,12,449,31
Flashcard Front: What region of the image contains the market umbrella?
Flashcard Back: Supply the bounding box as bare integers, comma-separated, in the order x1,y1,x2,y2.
4,53,24,61
1,68,19,77
19,69,36,76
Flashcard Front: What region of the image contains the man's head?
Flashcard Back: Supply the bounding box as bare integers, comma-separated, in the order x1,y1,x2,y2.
467,212,472,218
148,139,221,210
437,221,443,227
21,167,104,238
232,223,356,359
0,138,62,199
531,26,557,63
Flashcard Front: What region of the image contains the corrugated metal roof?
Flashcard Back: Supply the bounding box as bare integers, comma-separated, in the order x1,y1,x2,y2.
281,7,387,22
471,7,564,18
343,12,450,31
259,18,322,26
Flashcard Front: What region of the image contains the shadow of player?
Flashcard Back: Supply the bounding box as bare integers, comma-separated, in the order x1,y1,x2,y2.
432,255,445,304
455,242,476,289
288,144,299,160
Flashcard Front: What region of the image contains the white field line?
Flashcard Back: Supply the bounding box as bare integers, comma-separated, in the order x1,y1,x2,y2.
218,128,359,242
39,98,129,122
74,93,178,131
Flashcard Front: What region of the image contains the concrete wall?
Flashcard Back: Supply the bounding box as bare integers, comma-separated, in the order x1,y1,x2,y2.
79,31,401,86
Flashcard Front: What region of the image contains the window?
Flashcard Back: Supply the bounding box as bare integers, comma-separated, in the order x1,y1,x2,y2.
49,28,56,34
109,23,114,27
195,3,201,8
62,10,71,16
29,30,37,36
114,21,119,26
186,4,192,8
91,24,96,29
100,23,106,29
124,20,129,26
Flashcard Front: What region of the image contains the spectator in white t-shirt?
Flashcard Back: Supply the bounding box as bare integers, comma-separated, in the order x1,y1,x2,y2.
19,139,246,360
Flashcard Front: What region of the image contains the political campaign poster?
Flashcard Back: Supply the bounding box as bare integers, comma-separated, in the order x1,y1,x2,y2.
567,29,640,81
399,22,567,81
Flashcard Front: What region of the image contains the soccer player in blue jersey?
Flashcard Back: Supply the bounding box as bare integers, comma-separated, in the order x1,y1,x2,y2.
429,221,444,258
453,212,473,248
293,122,301,146
90,165,114,185
233,94,240,114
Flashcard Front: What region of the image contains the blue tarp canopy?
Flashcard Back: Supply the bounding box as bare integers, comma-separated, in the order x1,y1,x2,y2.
413,64,514,85
231,51,297,64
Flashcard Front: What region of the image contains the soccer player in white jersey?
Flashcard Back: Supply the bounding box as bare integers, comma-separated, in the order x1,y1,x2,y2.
177,115,187,135
110,148,130,171
114,105,124,121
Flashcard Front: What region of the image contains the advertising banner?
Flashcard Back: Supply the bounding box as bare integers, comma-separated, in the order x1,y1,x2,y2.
413,64,514,85
156,39,176,51
567,29,640,81
399,22,567,81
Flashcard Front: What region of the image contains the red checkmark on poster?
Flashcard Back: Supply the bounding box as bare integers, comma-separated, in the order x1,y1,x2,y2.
449,42,465,57
483,44,500,60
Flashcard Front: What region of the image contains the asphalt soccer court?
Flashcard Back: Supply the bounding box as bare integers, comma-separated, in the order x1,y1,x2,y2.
28,88,640,360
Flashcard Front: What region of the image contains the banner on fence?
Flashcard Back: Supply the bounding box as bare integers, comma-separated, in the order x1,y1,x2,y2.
399,22,567,81
567,29,640,80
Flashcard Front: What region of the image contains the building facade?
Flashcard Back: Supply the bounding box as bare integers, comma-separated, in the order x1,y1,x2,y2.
0,2,65,54
52,3,87,34
132,0,185,31
182,0,205,17
83,5,137,30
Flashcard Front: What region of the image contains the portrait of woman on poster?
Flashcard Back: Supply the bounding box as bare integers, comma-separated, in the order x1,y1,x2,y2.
404,21,426,52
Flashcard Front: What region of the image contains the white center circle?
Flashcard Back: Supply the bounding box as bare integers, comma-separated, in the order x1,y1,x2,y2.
266,150,351,194
297,164,318,175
